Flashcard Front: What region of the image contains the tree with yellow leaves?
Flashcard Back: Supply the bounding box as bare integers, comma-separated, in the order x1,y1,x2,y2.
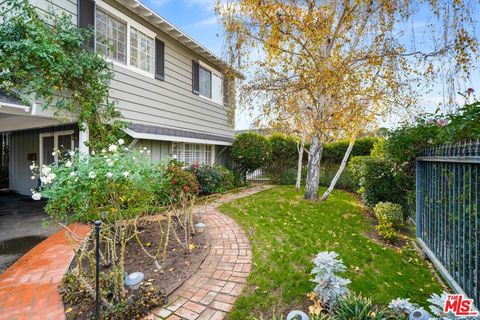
216,0,478,200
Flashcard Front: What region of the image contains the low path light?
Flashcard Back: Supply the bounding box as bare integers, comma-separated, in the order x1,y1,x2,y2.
409,309,430,320
124,272,144,290
286,310,309,320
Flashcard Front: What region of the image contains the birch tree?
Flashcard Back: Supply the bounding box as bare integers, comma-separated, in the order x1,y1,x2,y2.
216,0,478,200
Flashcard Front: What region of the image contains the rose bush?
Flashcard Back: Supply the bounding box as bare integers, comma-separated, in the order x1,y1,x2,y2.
31,140,167,223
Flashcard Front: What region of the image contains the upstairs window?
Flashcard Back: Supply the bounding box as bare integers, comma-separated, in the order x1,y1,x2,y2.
193,61,223,105
130,27,155,74
95,8,127,64
199,67,212,98
93,2,159,78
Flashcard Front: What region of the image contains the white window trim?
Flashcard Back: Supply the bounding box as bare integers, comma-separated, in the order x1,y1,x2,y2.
95,0,157,78
171,142,215,165
198,61,223,105
39,130,75,166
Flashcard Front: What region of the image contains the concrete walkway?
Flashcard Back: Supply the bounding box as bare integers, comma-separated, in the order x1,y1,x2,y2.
147,185,272,320
0,223,91,320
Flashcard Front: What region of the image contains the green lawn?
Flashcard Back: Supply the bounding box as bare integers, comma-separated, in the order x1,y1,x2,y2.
219,186,443,320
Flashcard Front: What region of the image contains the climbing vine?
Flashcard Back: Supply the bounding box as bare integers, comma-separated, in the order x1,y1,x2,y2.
0,0,125,151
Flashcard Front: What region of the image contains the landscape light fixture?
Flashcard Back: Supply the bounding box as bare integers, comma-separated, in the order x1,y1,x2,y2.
286,310,309,320
409,309,431,320
124,272,144,290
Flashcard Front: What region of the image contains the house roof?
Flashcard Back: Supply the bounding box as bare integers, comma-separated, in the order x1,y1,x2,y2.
126,123,234,145
114,0,229,71
0,90,24,106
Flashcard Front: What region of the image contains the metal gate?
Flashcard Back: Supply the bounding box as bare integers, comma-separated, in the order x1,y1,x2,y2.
416,142,479,304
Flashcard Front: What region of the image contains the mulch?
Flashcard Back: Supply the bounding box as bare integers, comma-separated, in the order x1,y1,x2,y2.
63,216,209,319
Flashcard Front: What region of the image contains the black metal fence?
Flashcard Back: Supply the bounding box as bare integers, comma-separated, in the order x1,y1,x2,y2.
416,142,479,304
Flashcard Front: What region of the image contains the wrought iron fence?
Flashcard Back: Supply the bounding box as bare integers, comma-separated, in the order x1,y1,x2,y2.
416,141,480,305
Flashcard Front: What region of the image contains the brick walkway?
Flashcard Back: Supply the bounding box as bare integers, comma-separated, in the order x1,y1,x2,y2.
147,185,272,320
0,223,91,320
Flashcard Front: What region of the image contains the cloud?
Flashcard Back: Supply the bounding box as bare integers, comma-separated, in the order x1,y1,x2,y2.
193,16,218,27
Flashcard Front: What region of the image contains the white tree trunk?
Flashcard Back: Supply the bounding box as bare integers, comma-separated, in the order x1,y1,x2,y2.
320,139,355,202
304,135,323,200
295,136,305,189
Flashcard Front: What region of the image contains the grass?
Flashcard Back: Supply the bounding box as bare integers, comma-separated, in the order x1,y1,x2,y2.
219,185,443,320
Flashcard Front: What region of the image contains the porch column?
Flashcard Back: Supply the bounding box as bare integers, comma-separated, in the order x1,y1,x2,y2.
79,126,89,155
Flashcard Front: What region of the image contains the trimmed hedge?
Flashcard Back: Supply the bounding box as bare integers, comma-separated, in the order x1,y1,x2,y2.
348,156,408,208
322,137,378,164
232,132,271,173
265,133,298,183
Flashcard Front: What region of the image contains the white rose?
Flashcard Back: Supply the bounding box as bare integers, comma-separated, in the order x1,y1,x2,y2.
31,176,36,180
172,155,177,159
41,166,52,175
51,151,56,156
106,172,113,178
139,149,144,154
124,147,129,151
118,139,125,145
101,149,106,153
32,192,42,201
68,150,75,157
123,171,130,177
108,144,118,152
65,161,72,168
29,164,36,170
89,171,96,179
91,150,96,155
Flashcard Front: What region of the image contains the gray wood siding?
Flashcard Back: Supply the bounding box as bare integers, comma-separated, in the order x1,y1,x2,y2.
103,0,234,139
31,0,77,23
29,0,234,140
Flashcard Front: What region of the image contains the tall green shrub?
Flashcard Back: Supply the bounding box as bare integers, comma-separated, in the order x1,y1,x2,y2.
322,137,378,164
266,133,298,183
348,156,408,209
231,132,271,173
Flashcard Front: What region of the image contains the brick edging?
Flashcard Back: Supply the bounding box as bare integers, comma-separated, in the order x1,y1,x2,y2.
0,223,91,320
147,185,272,320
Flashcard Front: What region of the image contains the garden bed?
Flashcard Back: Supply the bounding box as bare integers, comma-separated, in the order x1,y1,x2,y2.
62,216,209,319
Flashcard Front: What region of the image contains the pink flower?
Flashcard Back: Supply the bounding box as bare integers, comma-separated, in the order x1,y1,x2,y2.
437,119,448,126
467,88,475,94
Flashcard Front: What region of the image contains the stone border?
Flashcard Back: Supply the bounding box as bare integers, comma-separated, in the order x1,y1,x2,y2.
147,185,272,320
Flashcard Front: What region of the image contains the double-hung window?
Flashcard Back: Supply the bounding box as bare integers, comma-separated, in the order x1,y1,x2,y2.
130,27,155,74
193,61,224,105
95,8,127,64
93,1,159,78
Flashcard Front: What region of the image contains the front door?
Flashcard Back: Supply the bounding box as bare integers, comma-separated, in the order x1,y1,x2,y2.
39,130,74,166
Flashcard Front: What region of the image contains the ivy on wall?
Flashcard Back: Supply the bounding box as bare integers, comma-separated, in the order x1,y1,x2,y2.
0,0,125,151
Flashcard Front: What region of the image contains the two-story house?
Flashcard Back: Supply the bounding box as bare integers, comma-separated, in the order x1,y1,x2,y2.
0,0,235,195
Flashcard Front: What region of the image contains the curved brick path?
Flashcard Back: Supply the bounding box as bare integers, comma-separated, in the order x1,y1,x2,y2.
0,223,91,320
147,185,272,320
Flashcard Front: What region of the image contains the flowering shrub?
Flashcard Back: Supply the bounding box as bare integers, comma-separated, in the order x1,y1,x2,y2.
189,163,237,195
31,140,166,223
160,160,199,205
311,251,350,310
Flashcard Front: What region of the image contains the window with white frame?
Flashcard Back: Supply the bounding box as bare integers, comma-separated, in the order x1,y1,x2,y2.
172,143,214,165
199,67,212,98
94,2,157,76
95,8,127,64
130,27,154,73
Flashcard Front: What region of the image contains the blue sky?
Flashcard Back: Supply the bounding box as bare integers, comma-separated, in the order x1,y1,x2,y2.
140,0,479,130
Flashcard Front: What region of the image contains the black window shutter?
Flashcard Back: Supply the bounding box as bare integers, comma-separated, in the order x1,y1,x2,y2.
155,39,165,81
192,60,200,94
78,0,95,49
